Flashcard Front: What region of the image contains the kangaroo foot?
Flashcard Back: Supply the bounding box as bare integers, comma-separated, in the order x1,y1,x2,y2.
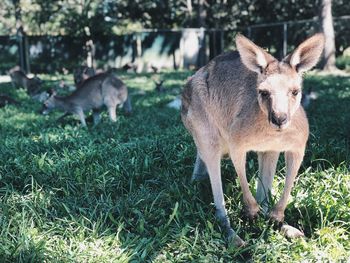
280,224,304,239
227,228,246,247
215,209,246,247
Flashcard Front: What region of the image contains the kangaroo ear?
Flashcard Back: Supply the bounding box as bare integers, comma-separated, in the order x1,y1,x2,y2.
48,89,57,96
236,34,274,74
286,33,325,73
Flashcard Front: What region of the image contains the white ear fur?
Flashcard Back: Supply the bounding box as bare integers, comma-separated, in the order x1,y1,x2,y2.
288,33,325,73
235,34,271,73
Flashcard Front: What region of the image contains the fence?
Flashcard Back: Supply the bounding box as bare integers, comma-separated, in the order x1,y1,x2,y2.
0,16,349,74
0,29,227,74
246,15,350,60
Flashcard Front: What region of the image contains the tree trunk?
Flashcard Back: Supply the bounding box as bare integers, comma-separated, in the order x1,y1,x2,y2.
186,0,192,16
13,0,29,73
319,0,337,71
197,0,207,68
198,0,206,27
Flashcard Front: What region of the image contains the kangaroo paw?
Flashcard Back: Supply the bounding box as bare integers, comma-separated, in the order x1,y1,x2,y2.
269,209,285,223
245,201,260,219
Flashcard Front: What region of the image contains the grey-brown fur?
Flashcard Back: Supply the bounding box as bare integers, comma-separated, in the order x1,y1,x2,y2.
43,73,128,127
9,68,42,95
72,66,132,114
181,34,325,246
73,66,96,86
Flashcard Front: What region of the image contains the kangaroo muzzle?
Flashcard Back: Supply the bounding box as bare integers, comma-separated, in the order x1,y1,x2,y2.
270,112,289,129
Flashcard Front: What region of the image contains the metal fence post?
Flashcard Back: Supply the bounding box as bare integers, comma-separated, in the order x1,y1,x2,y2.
23,34,30,73
220,30,224,53
17,27,27,73
136,32,142,72
247,27,252,38
283,23,288,57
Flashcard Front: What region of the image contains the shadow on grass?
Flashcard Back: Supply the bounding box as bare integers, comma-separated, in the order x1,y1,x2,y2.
0,73,349,261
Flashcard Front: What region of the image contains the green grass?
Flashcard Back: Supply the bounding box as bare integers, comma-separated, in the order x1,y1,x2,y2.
336,55,350,71
0,71,349,262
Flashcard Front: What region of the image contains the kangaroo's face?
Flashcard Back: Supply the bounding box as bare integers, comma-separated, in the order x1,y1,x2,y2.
42,93,56,115
257,64,302,130
236,33,325,131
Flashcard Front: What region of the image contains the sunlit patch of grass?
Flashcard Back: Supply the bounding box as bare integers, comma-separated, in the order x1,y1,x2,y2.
0,72,349,261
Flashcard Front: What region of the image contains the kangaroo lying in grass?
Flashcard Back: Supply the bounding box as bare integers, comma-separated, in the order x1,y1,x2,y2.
181,33,324,246
9,67,42,95
42,73,129,127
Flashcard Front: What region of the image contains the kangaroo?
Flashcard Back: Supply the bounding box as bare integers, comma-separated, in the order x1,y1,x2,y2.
154,79,165,93
73,66,133,114
181,34,324,246
9,68,42,95
42,73,129,127
73,66,96,86
0,94,20,108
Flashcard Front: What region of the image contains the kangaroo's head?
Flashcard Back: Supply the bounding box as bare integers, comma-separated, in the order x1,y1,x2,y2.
27,77,42,94
236,33,324,130
42,89,57,115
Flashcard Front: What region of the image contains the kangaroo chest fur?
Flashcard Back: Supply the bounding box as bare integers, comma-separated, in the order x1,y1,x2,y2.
228,104,308,153
232,121,306,152
209,107,308,155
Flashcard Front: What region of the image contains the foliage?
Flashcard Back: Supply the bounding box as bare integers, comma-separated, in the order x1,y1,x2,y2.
0,0,349,59
0,0,349,35
0,71,349,261
336,55,350,71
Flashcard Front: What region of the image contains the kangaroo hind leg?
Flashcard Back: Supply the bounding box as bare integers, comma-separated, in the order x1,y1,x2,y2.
193,127,245,246
256,151,279,215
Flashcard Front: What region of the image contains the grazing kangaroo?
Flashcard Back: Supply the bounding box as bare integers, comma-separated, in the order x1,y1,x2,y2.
42,73,129,127
181,34,324,246
73,66,133,114
9,68,42,95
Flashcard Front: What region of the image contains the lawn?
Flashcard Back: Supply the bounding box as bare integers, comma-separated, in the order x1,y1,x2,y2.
0,71,349,262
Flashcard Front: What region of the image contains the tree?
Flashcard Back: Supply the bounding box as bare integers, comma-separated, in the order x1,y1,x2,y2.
319,0,337,71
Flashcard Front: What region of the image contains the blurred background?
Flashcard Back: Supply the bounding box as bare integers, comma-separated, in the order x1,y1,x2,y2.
0,0,349,74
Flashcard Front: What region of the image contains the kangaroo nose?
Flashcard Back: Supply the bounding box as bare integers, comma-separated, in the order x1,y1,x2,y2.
271,113,288,127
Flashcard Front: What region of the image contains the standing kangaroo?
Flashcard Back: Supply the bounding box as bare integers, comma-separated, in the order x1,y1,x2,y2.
42,73,129,127
181,34,324,246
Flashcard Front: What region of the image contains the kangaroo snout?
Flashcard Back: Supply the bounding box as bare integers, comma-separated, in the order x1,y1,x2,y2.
41,105,50,115
271,112,288,128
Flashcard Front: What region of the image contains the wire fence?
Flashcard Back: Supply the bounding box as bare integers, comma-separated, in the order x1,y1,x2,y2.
0,16,349,74
246,15,350,59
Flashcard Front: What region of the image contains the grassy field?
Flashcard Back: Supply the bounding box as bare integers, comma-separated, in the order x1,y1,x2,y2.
0,71,349,262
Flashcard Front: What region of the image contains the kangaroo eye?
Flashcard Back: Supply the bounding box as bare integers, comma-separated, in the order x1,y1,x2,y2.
259,90,270,98
292,89,299,96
